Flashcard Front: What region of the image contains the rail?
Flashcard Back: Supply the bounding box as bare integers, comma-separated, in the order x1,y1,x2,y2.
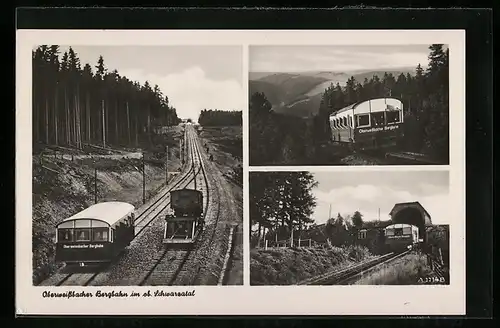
298,250,409,285
42,127,200,287
138,126,212,286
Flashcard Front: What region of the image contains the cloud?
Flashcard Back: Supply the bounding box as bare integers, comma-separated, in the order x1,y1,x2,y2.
119,66,243,121
311,184,448,225
250,46,430,72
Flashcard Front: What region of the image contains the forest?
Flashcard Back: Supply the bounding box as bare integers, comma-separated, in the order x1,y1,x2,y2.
32,45,181,151
197,109,242,126
249,171,385,248
249,44,449,165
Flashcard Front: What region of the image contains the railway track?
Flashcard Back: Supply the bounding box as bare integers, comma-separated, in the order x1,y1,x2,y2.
170,130,226,286
299,250,410,285
41,127,205,287
354,148,440,165
138,126,213,286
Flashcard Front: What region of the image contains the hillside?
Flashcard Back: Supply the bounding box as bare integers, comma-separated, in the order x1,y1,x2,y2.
250,245,372,285
351,69,415,83
249,69,416,118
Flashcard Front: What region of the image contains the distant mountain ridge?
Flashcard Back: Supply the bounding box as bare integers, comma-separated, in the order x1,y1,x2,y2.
249,68,416,118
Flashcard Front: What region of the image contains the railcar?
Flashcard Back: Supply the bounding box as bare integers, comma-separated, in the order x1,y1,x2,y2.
163,188,204,247
383,223,420,252
55,202,135,267
329,97,405,151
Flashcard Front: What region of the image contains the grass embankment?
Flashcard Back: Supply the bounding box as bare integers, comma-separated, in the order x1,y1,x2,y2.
198,125,243,285
250,245,371,285
199,126,242,186
32,128,183,285
354,252,434,285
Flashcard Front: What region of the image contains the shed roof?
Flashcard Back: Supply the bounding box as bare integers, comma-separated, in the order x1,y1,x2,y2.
389,201,432,219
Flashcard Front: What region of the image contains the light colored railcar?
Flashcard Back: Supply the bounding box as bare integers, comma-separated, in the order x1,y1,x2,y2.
329,97,405,151
54,201,135,266
384,223,420,252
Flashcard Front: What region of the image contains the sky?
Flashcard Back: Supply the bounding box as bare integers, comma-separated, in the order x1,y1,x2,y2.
250,45,447,73
310,170,450,225
56,45,243,121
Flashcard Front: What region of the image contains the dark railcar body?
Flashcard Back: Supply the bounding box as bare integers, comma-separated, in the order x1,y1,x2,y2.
170,188,203,216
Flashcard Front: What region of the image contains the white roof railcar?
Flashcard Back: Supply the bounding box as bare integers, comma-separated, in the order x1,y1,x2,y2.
56,201,135,230
384,223,419,237
329,97,404,129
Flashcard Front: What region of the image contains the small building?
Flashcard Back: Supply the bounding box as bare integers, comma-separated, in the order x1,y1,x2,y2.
356,220,391,255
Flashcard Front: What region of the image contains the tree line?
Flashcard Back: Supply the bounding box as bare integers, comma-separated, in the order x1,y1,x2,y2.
250,172,318,247
32,45,181,151
249,171,395,248
250,44,449,164
197,109,242,126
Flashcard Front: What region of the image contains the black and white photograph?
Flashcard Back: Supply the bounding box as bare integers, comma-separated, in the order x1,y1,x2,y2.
31,45,243,286
249,45,450,166
250,170,450,285
17,28,467,316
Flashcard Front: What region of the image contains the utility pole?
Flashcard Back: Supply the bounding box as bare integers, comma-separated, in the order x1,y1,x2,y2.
193,160,197,190
179,139,183,165
142,151,145,204
165,146,169,184
94,165,97,204
101,100,106,148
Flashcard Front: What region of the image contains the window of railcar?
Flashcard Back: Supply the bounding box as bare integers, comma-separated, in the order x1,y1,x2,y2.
74,228,91,242
370,112,385,127
92,228,109,242
349,116,353,128
58,228,74,242
357,114,370,127
385,228,394,236
394,227,404,236
343,117,347,128
386,110,401,124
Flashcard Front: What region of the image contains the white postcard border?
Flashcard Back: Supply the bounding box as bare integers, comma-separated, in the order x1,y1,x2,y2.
16,29,465,315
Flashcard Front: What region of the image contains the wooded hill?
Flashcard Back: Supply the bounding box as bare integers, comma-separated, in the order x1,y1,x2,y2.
32,45,181,151
197,109,242,127
250,44,450,164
